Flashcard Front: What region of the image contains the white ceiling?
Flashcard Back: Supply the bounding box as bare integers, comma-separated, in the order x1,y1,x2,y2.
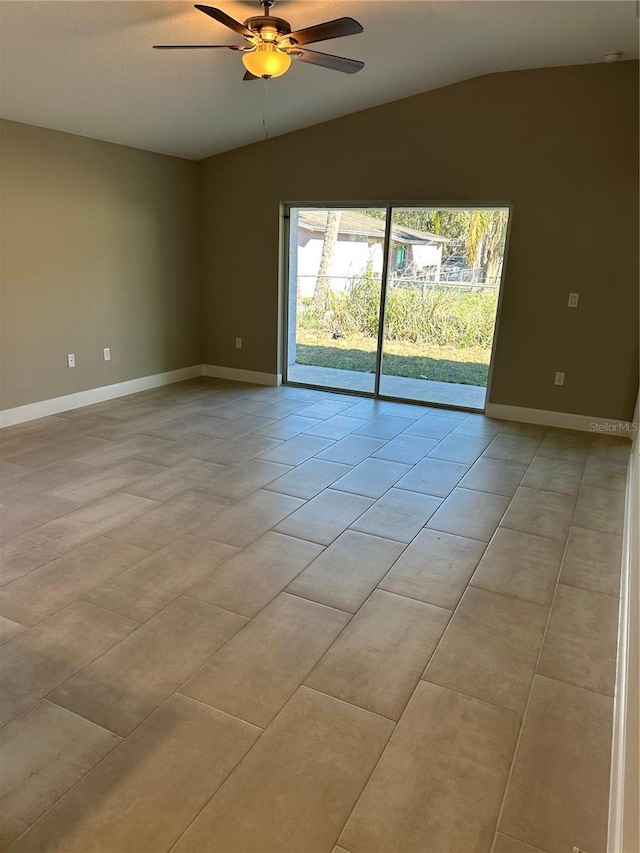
0,0,637,160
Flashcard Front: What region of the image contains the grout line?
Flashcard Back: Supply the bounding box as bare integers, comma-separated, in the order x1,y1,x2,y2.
174,692,265,732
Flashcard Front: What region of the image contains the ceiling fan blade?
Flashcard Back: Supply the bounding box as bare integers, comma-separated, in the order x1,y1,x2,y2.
153,44,245,50
285,17,363,47
243,70,260,80
294,48,364,74
194,5,254,39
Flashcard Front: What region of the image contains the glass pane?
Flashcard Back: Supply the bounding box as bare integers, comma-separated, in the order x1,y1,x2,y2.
379,207,509,409
286,207,386,394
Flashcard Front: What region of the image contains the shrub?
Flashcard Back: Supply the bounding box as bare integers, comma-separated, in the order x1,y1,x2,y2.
298,274,498,349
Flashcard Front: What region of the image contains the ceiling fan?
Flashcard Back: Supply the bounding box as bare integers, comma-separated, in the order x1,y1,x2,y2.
154,0,364,80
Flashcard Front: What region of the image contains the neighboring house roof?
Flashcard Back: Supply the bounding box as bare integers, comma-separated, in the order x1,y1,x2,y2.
297,210,449,245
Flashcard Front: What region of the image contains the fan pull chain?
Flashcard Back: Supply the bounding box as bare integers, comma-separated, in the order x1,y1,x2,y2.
262,78,269,140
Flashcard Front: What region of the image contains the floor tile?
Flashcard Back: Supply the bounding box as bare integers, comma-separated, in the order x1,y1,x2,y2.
589,433,632,461
201,399,268,419
452,414,504,439
471,528,564,606
582,453,628,491
343,399,396,419
354,414,416,439
427,487,510,541
572,484,625,534
501,486,575,541
0,615,26,645
173,686,393,853
522,455,584,496
299,399,358,419
427,433,491,464
256,434,334,465
404,413,459,439
123,457,230,501
50,597,247,736
181,593,349,728
204,414,276,441
483,433,542,465
371,433,438,464
0,460,95,505
287,530,405,613
254,414,323,440
350,487,441,543
75,435,173,469
0,700,120,848
331,458,411,499
0,537,148,627
0,539,58,587
188,531,323,617
537,431,590,464
424,587,548,713
380,528,485,609
340,681,520,853
395,456,469,498
499,676,613,853
537,584,619,695
492,833,547,853
253,399,313,420
0,494,77,542
559,526,623,597
22,493,158,553
275,489,374,545
0,435,47,461
200,458,293,500
49,460,163,504
316,434,387,465
85,535,239,622
307,589,449,719
139,413,227,441
500,422,548,438
106,490,230,551
10,695,259,853
0,602,137,727
266,458,352,499
304,415,365,440
193,489,305,547
6,435,116,470
458,457,528,497
172,433,280,466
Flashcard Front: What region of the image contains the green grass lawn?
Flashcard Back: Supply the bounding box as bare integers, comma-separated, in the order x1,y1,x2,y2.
296,331,490,386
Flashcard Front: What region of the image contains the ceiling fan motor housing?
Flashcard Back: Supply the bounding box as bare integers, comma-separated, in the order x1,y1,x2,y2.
244,16,292,42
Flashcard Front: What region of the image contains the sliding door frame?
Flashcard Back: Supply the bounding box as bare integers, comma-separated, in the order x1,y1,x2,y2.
280,200,512,413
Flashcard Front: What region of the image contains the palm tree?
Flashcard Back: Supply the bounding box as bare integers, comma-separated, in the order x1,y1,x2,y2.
313,211,341,310
465,210,509,283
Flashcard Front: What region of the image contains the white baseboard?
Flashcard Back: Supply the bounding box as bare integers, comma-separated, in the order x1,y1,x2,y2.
0,365,203,428
485,403,636,439
202,364,282,387
607,396,639,853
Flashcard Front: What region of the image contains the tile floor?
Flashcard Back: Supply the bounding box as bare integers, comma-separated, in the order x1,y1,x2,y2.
0,378,629,853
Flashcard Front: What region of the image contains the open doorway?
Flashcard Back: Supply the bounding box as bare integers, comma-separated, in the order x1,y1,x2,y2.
284,204,510,411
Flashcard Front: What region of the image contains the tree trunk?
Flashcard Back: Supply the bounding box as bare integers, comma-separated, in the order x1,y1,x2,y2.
313,211,341,310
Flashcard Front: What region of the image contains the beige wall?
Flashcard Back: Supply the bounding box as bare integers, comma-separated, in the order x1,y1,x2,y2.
0,120,201,410
199,61,639,420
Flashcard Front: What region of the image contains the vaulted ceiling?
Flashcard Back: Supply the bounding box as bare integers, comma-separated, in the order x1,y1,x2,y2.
1,0,637,160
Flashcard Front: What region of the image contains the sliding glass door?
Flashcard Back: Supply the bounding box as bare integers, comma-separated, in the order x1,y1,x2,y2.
286,207,387,394
285,204,510,411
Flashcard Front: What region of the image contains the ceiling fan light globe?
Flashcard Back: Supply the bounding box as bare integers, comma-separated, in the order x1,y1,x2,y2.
242,43,291,78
